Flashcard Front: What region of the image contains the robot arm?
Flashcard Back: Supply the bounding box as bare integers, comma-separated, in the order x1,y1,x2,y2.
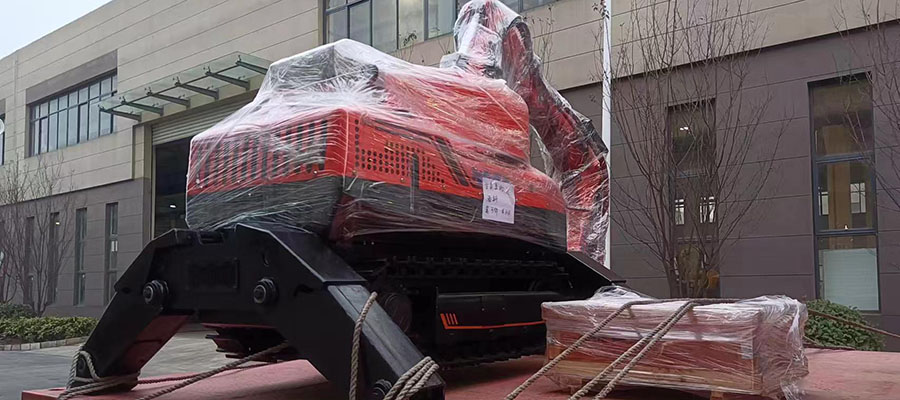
441,0,610,262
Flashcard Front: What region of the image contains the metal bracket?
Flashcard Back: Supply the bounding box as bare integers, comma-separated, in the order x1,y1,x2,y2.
205,70,251,90
236,58,269,75
120,100,164,115
175,80,219,100
100,107,142,122
146,90,190,108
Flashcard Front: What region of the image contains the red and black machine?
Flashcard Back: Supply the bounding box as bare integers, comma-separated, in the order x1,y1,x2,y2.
71,1,619,399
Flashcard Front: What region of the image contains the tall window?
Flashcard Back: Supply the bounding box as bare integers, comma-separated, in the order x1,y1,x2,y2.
674,198,685,225
669,101,716,232
47,212,60,305
104,203,119,302
700,196,716,223
0,114,5,165
325,0,555,51
24,217,35,308
29,74,116,156
73,208,87,306
811,76,878,311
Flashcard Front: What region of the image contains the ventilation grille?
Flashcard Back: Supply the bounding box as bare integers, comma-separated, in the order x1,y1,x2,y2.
352,120,445,184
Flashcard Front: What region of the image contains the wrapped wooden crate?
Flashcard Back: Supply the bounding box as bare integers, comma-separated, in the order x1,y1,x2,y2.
542,288,808,399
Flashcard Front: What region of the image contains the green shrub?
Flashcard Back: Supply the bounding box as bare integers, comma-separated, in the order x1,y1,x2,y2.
0,317,97,343
805,299,883,351
0,303,37,319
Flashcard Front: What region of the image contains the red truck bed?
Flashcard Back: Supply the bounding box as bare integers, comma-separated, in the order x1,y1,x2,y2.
22,349,899,400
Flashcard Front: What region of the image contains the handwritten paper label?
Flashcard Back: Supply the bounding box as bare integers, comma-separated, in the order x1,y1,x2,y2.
482,178,515,224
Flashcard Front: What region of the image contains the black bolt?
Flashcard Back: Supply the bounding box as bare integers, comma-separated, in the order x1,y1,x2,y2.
253,278,278,305
142,280,169,306
369,379,392,400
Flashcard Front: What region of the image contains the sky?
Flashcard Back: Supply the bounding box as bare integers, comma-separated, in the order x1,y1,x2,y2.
0,0,112,59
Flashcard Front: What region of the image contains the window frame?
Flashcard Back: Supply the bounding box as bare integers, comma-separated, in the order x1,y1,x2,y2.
104,203,119,303
674,198,685,226
73,208,87,306
323,0,556,51
28,74,117,157
326,0,456,51
0,113,5,165
809,74,880,311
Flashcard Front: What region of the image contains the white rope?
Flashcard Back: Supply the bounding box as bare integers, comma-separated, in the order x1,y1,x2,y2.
350,291,439,400
350,292,380,400
58,349,139,400
57,342,288,400
576,301,698,400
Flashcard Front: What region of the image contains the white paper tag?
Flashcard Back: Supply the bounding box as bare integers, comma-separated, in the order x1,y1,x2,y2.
482,178,515,224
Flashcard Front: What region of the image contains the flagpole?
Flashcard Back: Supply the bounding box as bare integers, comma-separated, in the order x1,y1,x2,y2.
600,0,612,269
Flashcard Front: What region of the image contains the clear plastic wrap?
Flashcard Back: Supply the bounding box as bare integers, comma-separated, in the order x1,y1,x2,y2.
542,288,808,399
185,0,609,260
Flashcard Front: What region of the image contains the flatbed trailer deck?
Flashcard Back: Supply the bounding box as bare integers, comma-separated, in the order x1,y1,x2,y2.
23,348,900,400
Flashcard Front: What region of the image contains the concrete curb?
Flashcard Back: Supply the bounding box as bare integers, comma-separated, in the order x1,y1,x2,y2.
0,336,86,351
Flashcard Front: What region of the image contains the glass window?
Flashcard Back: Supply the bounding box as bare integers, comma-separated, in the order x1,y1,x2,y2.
819,190,829,215
523,0,554,9
501,0,520,9
428,0,455,38
818,235,879,310
89,82,100,99
58,109,69,150
669,101,715,173
40,118,49,154
105,203,119,302
674,198,685,225
811,76,878,311
327,0,551,51
100,100,112,136
74,208,87,306
700,196,716,223
349,1,372,45
32,121,40,156
812,79,873,157
373,0,398,51
89,100,100,139
327,8,348,43
79,104,89,143
47,212,60,305
23,217,35,307
48,114,58,151
0,114,5,165
816,161,874,230
68,106,79,146
29,74,117,156
398,0,425,47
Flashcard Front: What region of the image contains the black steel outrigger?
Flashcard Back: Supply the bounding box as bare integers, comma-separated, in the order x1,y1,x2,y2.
71,225,444,400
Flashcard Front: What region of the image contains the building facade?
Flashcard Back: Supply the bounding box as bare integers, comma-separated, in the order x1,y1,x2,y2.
0,0,896,346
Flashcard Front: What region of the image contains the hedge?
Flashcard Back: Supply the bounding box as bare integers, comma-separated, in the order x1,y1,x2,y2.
0,303,37,319
0,317,97,343
805,299,883,351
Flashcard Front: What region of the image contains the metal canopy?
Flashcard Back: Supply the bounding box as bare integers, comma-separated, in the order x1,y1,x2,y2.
99,52,270,122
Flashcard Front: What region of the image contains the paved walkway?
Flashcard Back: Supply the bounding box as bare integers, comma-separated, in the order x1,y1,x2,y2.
0,331,228,400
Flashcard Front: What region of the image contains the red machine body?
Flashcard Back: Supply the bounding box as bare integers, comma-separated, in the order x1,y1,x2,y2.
186,41,570,249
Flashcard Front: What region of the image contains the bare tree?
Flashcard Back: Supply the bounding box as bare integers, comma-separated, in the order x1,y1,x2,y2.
606,0,789,297
834,1,900,212
0,156,81,315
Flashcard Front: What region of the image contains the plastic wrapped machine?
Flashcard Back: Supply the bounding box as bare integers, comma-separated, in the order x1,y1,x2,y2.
185,0,609,262
542,288,809,399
